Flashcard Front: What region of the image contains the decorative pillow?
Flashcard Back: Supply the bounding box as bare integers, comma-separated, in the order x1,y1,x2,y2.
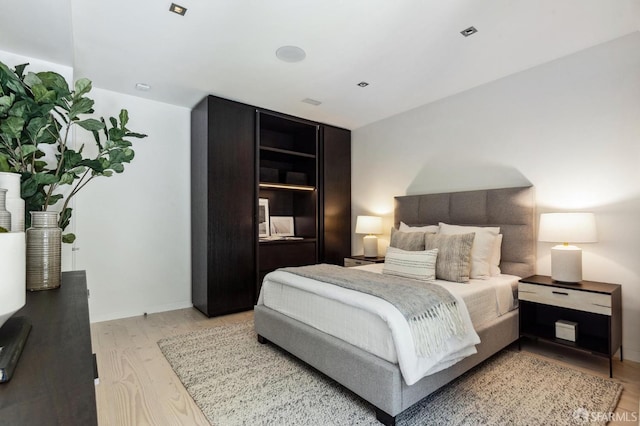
438,223,500,280
424,233,474,283
382,247,438,281
490,234,503,276
390,227,427,251
399,222,439,233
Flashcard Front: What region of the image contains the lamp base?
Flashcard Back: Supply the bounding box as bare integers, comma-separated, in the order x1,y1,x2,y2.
551,245,582,283
363,235,378,258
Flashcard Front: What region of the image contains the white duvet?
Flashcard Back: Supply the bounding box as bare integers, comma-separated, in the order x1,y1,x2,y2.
257,264,518,385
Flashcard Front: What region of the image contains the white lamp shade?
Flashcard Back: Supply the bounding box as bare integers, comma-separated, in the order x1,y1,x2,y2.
538,213,597,243
355,216,382,235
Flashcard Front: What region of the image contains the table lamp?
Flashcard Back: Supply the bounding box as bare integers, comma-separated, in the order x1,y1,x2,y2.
538,212,597,283
355,215,382,258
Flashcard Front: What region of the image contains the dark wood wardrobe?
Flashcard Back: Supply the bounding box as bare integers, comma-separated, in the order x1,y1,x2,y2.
191,95,351,317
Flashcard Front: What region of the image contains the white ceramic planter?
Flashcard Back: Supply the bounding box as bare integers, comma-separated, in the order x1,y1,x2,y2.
0,232,26,329
0,172,25,232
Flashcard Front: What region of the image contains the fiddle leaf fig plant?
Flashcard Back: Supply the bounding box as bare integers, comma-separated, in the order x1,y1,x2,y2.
0,61,147,243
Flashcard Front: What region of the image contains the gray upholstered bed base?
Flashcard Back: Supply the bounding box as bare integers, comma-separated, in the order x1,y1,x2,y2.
255,186,535,425
255,305,518,425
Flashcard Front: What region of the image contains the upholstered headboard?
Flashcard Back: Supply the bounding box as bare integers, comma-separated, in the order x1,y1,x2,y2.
394,186,535,278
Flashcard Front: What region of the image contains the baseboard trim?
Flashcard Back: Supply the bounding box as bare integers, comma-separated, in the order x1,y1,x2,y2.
89,301,193,323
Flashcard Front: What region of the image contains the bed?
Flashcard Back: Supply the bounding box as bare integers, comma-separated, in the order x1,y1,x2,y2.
254,186,535,425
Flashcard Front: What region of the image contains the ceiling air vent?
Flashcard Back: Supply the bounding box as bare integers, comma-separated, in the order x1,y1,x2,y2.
460,26,478,37
302,98,322,106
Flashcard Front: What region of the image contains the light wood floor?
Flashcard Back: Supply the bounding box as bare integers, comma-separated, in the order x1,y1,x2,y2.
92,308,640,425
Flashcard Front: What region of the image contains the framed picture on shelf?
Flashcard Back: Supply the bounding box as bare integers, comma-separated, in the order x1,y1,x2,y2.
258,198,270,237
270,216,295,236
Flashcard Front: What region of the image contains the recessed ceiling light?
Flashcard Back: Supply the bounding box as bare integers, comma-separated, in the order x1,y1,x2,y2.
135,83,151,91
460,26,478,37
276,46,306,63
357,82,369,87
301,98,321,106
169,3,187,16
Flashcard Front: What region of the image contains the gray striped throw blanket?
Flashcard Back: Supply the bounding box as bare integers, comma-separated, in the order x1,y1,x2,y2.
280,264,467,357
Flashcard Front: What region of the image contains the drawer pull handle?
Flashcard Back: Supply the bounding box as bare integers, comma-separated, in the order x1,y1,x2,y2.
552,291,569,296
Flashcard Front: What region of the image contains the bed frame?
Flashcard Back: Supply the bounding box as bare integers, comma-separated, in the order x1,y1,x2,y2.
255,186,535,425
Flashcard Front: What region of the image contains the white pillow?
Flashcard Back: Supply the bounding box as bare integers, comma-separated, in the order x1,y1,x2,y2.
490,234,503,276
399,221,439,233
383,247,438,281
438,222,500,280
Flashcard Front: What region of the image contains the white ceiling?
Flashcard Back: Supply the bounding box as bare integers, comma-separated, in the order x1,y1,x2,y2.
1,0,639,129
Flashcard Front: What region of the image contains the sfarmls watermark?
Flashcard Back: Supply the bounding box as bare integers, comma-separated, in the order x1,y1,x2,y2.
573,407,638,423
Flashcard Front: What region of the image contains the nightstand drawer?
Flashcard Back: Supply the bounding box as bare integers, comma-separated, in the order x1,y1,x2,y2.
344,258,374,267
518,282,611,315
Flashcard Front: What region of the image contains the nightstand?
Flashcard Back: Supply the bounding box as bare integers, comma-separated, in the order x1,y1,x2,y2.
518,275,622,377
344,255,385,267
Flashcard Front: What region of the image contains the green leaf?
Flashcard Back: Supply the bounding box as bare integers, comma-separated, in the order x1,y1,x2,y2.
0,93,15,113
48,193,63,205
26,117,52,143
21,176,38,197
62,233,76,244
108,127,125,141
122,148,134,162
13,63,28,78
68,97,94,120
124,132,147,139
31,84,57,104
36,71,71,97
59,172,75,185
62,149,83,169
0,226,8,233
0,116,25,138
18,144,38,159
76,118,104,131
0,154,9,172
8,99,27,118
108,148,126,164
33,160,48,172
111,163,124,173
5,78,27,97
22,72,42,88
119,109,129,128
74,78,92,99
59,207,72,230
33,173,58,185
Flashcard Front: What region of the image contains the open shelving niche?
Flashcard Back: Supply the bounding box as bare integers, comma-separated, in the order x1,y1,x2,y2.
257,111,320,286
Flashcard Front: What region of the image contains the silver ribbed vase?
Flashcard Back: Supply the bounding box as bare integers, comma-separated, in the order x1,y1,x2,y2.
0,189,11,231
26,211,61,291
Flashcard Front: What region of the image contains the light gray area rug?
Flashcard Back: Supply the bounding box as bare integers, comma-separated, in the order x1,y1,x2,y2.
158,320,622,426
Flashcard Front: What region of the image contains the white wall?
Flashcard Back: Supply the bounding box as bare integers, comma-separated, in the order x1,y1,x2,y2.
352,32,640,362
73,89,192,322
1,50,194,323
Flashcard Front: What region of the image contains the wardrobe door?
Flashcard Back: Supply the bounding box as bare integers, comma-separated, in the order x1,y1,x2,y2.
320,125,351,265
192,95,256,316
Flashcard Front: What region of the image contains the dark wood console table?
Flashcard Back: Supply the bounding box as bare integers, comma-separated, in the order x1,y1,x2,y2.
0,271,97,425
